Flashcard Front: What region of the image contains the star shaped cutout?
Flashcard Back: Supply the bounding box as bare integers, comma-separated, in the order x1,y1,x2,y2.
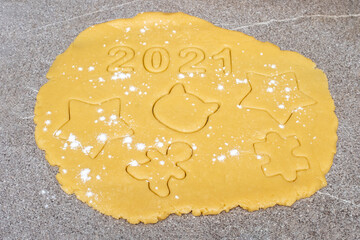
240,72,316,124
56,98,133,158
254,132,309,181
126,142,193,197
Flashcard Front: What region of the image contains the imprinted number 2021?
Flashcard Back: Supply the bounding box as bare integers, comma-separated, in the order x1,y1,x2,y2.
107,46,232,74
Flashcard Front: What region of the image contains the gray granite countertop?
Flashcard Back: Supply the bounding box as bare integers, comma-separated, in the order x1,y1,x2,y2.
0,0,359,239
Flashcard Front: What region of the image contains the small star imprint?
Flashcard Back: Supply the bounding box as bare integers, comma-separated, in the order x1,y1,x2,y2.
126,142,193,197
254,132,309,181
240,72,316,124
56,98,133,158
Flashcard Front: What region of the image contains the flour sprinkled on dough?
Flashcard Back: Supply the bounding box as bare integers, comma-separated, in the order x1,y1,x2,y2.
80,168,91,183
123,136,133,144
136,143,146,151
97,133,108,143
129,160,139,166
230,149,239,156
217,155,226,161
112,72,131,80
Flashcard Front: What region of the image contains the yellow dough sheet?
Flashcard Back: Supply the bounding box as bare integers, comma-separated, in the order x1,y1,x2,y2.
34,12,338,224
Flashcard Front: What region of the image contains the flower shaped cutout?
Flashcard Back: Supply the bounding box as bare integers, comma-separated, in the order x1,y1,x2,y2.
254,132,309,181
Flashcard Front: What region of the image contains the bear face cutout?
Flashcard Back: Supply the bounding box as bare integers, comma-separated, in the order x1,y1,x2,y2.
153,84,219,133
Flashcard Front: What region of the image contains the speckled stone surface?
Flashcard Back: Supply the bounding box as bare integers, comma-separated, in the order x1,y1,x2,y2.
0,0,359,239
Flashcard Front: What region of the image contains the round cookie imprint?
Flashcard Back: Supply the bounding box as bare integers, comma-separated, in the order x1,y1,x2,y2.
34,12,338,224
